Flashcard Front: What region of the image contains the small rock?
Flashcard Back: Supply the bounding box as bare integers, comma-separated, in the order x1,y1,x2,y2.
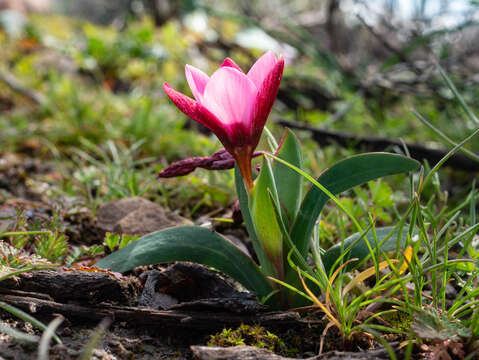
95,197,190,236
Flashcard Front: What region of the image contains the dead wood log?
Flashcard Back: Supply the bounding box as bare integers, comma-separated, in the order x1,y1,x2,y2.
190,345,396,360
191,345,291,360
312,347,398,360
276,118,479,172
0,270,139,306
0,294,303,331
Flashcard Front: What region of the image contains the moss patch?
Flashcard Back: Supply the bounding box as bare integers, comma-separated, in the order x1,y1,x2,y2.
207,324,289,354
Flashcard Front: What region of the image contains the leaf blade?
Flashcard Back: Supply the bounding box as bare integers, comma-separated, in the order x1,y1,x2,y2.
321,226,409,274
249,157,283,278
235,165,276,277
291,153,419,256
272,129,303,225
96,226,272,297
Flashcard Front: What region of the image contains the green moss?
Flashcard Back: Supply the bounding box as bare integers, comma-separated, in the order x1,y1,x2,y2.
382,311,413,332
207,324,287,353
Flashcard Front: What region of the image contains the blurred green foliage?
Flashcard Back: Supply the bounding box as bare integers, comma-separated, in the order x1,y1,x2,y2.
0,9,477,217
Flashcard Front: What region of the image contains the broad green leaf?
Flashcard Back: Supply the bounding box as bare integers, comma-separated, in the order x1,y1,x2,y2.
291,153,420,257
272,129,303,226
249,157,283,278
235,165,276,278
321,226,409,274
96,226,272,297
266,187,315,307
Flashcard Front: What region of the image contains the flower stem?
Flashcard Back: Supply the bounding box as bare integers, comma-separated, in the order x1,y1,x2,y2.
239,162,254,193
233,147,254,193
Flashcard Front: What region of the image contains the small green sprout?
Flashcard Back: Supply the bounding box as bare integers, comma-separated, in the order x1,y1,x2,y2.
103,233,139,253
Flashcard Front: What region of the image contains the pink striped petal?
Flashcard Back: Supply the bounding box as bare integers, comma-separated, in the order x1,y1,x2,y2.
220,58,243,73
163,82,197,119
185,65,209,102
247,51,278,89
163,82,229,145
251,55,284,147
202,67,258,130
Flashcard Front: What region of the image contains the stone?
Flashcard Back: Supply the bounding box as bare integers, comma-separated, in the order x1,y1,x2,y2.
95,197,190,236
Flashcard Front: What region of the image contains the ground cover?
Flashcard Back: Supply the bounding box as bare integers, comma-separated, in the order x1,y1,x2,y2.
0,6,479,360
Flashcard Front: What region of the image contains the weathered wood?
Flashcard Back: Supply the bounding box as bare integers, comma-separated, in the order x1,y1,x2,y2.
312,347,397,360
191,345,291,360
0,270,138,305
190,345,396,360
0,294,303,331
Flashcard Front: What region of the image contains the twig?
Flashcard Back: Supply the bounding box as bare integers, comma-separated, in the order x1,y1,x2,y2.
412,109,479,162
276,118,479,172
0,70,46,106
356,14,417,73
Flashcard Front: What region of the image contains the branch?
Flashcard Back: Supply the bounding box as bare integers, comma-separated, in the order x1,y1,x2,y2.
0,294,303,331
276,118,479,172
0,70,46,106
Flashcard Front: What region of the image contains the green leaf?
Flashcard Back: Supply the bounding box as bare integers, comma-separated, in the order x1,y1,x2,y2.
235,165,276,278
411,308,472,342
291,153,420,257
249,157,283,278
96,226,272,297
321,226,409,274
272,129,303,226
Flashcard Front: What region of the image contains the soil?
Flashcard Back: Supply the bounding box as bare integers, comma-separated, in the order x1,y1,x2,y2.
0,153,402,359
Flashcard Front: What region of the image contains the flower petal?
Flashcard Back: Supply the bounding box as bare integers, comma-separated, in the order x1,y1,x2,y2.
251,55,284,147
163,82,230,145
202,67,257,130
185,65,209,102
247,51,278,89
220,58,243,73
163,82,197,119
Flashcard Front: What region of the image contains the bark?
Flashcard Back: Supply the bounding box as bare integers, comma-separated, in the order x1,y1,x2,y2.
0,293,302,331
0,270,138,305
191,345,397,360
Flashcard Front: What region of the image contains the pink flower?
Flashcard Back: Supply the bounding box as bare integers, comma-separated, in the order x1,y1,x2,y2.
163,51,284,190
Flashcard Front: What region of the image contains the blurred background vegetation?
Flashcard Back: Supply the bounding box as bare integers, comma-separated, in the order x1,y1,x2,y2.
0,0,478,217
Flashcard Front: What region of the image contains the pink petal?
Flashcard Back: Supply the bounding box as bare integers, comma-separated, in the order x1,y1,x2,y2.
185,65,209,102
247,51,278,89
163,82,230,145
163,82,197,119
202,67,258,130
196,103,239,150
220,58,243,73
251,55,284,147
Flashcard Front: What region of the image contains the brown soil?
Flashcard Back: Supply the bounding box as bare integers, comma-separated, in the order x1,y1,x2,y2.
0,153,402,359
